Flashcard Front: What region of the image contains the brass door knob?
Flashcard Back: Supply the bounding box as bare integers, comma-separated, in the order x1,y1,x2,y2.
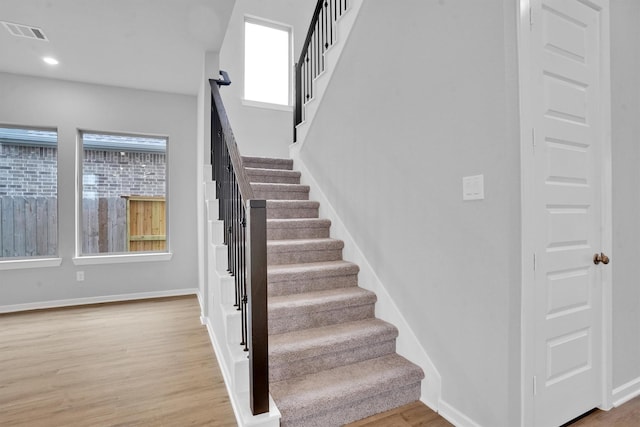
593,252,610,265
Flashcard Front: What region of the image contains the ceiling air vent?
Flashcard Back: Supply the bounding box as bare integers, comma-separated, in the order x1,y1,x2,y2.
2,21,48,41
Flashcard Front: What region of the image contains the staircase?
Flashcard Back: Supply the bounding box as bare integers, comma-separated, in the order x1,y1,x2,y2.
243,155,425,427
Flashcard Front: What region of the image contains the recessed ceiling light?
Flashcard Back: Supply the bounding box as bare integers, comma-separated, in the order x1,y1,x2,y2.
43,57,59,65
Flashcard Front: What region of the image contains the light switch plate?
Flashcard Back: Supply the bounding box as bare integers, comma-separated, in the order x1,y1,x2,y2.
463,174,484,200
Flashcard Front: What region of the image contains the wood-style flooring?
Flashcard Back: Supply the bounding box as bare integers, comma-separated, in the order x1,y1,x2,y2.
3,295,640,427
0,296,236,426
349,396,640,427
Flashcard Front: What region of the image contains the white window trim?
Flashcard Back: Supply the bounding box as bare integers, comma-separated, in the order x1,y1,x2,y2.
72,252,172,265
241,98,294,112
76,129,171,259
0,257,62,271
0,124,60,264
243,15,294,107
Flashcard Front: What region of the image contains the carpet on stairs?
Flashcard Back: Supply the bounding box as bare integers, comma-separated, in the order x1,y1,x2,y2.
242,155,425,427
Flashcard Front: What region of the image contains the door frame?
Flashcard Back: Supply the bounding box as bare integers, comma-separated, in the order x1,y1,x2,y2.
517,0,613,425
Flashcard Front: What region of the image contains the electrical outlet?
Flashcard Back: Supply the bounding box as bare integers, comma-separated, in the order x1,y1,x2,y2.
76,271,85,282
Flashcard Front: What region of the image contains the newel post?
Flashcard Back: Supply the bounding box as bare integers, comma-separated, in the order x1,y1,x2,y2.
246,199,269,415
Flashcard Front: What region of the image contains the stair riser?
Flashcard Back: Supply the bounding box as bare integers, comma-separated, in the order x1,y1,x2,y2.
280,382,422,427
267,207,319,219
254,189,309,200
270,339,396,382
269,304,374,335
268,274,358,297
267,249,342,265
267,226,330,240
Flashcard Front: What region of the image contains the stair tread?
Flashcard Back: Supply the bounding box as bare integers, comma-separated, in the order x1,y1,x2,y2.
270,353,425,417
269,287,376,318
268,260,359,281
267,200,320,208
266,200,320,219
268,238,344,252
267,218,331,229
270,318,397,360
252,182,310,190
246,167,301,177
243,156,293,165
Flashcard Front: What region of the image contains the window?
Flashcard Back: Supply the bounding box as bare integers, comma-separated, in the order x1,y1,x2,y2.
0,126,58,259
79,131,167,256
244,18,292,106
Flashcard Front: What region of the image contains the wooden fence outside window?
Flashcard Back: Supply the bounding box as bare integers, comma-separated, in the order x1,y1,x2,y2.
0,195,165,258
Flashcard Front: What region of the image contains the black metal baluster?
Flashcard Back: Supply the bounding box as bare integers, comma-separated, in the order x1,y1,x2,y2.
294,0,351,140
229,166,234,274
313,30,317,80
318,18,321,75
240,205,247,351
324,1,329,71
307,54,311,101
330,0,334,46
321,2,326,73
210,79,268,415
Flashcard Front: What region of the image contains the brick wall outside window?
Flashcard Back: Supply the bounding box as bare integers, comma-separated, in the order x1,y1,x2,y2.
0,143,166,198
82,150,166,198
0,144,57,197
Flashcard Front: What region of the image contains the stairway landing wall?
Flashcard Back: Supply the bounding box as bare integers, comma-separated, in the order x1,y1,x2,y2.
297,1,521,426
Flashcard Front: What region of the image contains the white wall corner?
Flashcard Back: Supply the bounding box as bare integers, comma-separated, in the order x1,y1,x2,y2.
289,151,442,411
294,0,364,148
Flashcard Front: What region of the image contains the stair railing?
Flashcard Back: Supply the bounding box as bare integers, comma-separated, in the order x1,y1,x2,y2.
210,74,269,416
294,0,349,141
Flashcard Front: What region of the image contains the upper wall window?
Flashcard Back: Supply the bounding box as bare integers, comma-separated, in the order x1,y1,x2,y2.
0,126,58,259
79,131,168,256
244,18,292,106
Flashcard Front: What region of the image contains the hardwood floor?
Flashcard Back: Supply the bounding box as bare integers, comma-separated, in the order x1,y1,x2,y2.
3,295,640,427
565,396,640,427
348,396,640,427
0,296,237,427
345,401,452,427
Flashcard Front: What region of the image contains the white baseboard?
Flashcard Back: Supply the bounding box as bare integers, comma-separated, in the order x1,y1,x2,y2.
438,399,483,427
0,288,198,314
288,150,442,410
612,376,640,407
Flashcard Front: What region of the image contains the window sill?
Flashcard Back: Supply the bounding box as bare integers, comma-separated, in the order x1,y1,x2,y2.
242,99,293,112
0,257,63,271
73,252,173,265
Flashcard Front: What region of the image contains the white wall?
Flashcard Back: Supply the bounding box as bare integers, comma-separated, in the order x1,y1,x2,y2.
610,0,640,393
218,0,316,158
297,1,521,426
0,72,198,308
197,52,221,316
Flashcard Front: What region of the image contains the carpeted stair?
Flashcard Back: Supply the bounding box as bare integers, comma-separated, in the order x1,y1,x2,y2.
243,156,425,427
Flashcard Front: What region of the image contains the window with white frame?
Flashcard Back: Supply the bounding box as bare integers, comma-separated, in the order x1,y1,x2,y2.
244,18,292,106
79,131,168,255
0,126,58,259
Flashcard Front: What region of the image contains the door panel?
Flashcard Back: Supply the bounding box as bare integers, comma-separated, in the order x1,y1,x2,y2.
532,0,606,425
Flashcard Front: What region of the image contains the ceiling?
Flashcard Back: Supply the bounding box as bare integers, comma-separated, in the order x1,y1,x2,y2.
0,0,235,95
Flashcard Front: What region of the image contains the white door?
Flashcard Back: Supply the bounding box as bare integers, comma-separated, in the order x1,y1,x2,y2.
530,0,609,425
